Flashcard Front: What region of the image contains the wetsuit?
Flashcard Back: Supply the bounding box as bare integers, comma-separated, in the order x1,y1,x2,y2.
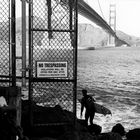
81,95,95,125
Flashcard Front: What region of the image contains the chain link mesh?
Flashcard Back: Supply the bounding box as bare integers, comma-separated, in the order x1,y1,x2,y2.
33,82,73,110
0,0,10,86
30,0,77,120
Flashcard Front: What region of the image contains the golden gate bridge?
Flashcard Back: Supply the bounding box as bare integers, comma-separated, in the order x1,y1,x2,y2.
77,0,129,46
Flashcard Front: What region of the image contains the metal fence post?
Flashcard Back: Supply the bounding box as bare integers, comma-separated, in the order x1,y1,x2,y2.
22,0,27,89
11,0,16,87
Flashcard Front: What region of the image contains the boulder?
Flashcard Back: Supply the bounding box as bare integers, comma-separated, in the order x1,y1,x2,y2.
126,128,140,140
30,137,56,140
21,100,94,139
87,124,102,135
57,130,97,140
98,132,122,140
111,123,125,136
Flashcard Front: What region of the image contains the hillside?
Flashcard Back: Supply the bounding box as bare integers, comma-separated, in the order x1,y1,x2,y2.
78,24,108,49
1,17,140,50
79,24,140,49
116,30,140,46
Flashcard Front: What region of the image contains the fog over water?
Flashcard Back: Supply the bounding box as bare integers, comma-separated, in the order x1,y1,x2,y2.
77,46,140,132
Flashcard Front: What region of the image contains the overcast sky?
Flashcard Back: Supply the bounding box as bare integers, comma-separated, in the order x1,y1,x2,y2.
16,0,140,37
79,0,140,37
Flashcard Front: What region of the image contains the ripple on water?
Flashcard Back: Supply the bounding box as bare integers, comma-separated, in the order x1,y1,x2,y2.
78,47,140,132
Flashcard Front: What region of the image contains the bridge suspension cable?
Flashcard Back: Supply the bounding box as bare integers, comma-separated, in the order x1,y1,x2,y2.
97,0,106,21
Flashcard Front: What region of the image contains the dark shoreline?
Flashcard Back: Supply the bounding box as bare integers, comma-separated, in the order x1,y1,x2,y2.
20,100,140,140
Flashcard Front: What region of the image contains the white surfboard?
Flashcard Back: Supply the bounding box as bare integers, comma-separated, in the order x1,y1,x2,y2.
94,102,111,115
78,99,111,115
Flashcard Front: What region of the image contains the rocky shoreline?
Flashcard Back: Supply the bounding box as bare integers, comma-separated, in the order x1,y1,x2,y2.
21,100,140,140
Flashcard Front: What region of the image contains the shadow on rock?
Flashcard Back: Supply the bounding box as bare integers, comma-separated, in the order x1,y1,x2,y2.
126,128,140,140
87,124,102,135
111,123,126,137
21,100,97,140
98,132,122,140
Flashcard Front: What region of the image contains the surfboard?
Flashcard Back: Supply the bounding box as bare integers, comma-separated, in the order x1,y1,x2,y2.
94,102,111,116
78,99,111,116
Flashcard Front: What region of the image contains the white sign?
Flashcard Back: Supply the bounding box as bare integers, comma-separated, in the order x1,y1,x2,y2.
36,61,68,78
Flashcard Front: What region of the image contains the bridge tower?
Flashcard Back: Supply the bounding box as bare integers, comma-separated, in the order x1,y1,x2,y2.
108,2,116,46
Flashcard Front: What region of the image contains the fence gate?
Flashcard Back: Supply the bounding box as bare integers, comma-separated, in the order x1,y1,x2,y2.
28,0,78,126
0,0,16,86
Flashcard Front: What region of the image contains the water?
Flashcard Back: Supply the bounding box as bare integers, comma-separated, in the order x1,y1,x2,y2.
77,46,140,132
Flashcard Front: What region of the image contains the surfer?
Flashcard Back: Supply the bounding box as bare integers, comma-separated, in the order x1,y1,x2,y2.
80,89,95,125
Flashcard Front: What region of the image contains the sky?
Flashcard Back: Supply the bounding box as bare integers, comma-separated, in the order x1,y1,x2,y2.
79,0,140,37
15,0,140,37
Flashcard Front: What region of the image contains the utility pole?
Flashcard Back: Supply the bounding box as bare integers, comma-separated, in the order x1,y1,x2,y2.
108,2,116,47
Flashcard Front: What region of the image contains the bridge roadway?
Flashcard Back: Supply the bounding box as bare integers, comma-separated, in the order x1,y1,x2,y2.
78,0,116,38
57,0,129,46
78,0,129,46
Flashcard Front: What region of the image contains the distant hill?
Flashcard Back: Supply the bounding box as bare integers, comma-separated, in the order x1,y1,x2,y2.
78,23,140,49
116,30,140,46
78,24,108,49
1,18,140,50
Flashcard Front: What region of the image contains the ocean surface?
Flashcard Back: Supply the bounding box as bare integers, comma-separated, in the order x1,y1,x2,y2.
77,46,140,132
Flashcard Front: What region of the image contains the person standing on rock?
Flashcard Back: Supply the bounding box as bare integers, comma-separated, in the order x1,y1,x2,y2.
80,89,96,126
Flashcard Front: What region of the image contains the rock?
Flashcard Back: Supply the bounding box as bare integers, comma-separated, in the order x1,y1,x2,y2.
39,138,56,140
57,130,96,140
21,100,71,137
111,123,125,136
87,124,102,135
76,119,88,132
126,128,140,140
30,137,56,140
21,100,94,139
77,119,87,127
98,132,122,140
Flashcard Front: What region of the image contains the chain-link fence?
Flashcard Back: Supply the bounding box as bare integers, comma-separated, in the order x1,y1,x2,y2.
0,0,11,86
29,0,77,125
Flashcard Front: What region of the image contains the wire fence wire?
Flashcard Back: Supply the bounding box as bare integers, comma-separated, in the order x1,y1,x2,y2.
0,0,11,86
29,0,77,125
